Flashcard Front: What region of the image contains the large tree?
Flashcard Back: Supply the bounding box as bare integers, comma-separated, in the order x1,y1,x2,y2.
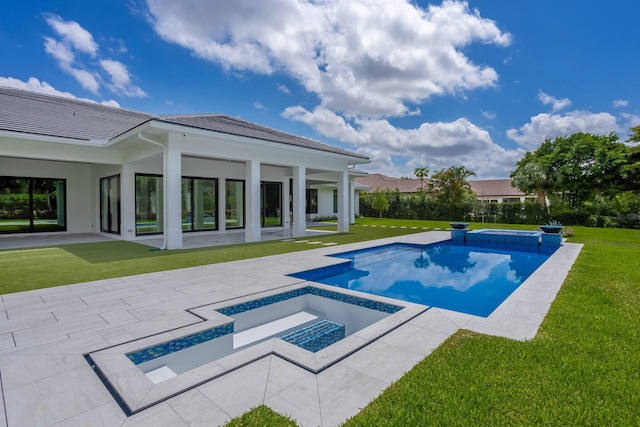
627,125,640,143
511,132,630,210
510,152,552,209
429,166,476,204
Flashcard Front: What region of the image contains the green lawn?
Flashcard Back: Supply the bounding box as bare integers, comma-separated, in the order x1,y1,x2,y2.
0,218,442,293
1,219,639,425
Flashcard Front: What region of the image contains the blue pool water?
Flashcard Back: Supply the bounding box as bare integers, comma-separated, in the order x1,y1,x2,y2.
289,242,553,317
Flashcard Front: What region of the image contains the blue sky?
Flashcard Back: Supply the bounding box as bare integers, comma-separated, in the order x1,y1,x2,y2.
1,0,639,179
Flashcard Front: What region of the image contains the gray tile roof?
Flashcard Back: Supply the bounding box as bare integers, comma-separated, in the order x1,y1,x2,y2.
0,87,367,159
0,87,152,141
155,114,367,158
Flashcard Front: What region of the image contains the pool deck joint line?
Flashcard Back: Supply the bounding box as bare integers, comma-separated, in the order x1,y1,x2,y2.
0,231,582,427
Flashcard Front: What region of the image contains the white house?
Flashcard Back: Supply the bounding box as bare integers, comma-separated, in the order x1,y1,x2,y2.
0,88,369,249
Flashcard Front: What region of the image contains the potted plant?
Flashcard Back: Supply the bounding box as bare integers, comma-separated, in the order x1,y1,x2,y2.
540,220,563,234
450,222,469,230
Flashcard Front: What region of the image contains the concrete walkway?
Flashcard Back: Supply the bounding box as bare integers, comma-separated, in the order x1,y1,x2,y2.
0,224,336,251
0,232,582,426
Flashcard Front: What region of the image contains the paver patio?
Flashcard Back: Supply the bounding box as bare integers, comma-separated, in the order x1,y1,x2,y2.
0,231,581,426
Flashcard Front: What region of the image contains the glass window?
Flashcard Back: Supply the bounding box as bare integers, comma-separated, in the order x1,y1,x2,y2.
100,175,120,234
306,189,318,214
225,180,245,229
333,190,338,214
182,177,217,231
261,182,282,227
0,177,66,234
135,174,163,235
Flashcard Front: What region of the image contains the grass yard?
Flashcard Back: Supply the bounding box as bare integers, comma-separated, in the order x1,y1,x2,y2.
1,219,638,425
0,218,445,293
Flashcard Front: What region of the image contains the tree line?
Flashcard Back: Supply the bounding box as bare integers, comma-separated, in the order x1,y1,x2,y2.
361,127,640,228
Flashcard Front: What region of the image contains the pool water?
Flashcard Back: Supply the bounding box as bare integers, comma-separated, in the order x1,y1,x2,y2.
290,242,552,317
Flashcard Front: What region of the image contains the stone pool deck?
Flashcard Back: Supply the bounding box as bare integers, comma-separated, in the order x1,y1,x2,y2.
0,232,582,426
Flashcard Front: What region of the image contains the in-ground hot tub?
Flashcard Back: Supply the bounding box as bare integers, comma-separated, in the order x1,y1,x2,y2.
86,284,424,415
449,228,557,251
466,229,541,248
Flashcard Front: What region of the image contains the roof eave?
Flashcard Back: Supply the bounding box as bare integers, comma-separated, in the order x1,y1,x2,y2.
145,119,370,164
0,129,110,147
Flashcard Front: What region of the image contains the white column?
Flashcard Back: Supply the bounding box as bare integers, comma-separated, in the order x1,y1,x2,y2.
349,181,356,224
292,166,306,237
218,178,226,232
121,163,136,240
283,178,291,229
245,160,261,242
164,140,183,249
337,170,349,232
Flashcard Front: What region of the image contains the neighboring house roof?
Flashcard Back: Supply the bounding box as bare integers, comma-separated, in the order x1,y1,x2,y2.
354,173,425,193
355,173,528,198
0,87,367,160
468,179,526,198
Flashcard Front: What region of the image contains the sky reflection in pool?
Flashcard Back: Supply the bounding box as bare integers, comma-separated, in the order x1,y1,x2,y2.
290,242,551,317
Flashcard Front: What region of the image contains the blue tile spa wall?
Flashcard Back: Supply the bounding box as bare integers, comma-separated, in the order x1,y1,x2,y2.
127,286,402,365
127,323,234,365
281,320,346,353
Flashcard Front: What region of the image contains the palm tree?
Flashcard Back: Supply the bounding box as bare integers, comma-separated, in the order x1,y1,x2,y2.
414,167,430,191
510,152,552,209
429,166,476,204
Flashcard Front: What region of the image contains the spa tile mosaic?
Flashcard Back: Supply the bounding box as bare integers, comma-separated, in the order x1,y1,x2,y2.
466,230,541,247
218,286,402,316
127,323,234,365
281,320,345,352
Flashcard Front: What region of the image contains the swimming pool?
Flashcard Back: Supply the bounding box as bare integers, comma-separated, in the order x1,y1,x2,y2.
290,242,553,317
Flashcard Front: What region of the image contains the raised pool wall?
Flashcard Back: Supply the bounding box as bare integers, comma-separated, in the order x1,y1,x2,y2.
451,228,562,250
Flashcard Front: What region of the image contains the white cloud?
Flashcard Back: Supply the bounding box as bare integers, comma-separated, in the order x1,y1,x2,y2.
621,113,640,129
66,67,101,94
43,14,145,98
506,111,619,149
99,59,147,97
43,37,75,64
278,84,291,95
613,99,629,108
537,90,571,111
284,106,522,178
45,14,99,57
0,76,120,107
44,35,101,94
145,0,511,117
253,101,268,111
482,110,496,120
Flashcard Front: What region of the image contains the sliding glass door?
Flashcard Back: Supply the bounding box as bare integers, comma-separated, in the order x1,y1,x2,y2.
135,174,163,235
0,177,66,233
225,180,244,229
100,175,120,234
261,181,282,227
181,177,217,231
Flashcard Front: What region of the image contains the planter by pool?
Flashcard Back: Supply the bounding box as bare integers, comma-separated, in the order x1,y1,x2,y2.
540,225,563,233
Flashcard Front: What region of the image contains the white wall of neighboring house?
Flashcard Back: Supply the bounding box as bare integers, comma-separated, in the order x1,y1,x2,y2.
317,186,336,217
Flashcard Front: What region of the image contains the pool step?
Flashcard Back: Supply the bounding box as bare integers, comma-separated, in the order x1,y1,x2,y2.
280,319,345,353
233,311,319,349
